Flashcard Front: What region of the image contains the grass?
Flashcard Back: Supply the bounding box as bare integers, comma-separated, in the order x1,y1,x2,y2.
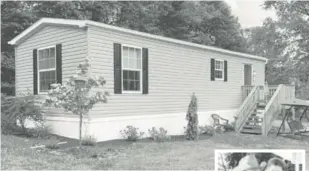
1,132,309,170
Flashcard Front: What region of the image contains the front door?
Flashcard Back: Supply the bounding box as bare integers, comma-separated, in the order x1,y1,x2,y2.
244,64,252,85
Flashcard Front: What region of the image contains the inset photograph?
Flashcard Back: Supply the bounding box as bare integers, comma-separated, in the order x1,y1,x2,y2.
215,149,305,171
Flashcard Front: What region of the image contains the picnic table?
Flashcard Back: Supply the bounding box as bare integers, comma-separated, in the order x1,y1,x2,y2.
276,98,309,138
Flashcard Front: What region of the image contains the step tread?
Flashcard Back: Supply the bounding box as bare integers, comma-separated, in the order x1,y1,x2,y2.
243,125,262,129
240,129,262,134
248,117,263,121
246,121,263,125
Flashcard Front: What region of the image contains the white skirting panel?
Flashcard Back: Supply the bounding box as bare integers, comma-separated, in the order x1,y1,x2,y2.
24,109,238,142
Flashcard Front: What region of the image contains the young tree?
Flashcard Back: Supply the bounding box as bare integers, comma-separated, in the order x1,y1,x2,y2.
45,59,109,147
185,93,198,140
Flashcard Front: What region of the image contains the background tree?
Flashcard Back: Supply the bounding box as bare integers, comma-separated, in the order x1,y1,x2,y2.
243,1,309,99
263,1,309,99
244,18,290,85
1,1,36,95
1,1,248,96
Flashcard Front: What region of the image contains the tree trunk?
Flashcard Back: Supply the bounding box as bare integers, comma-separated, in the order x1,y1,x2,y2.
79,112,83,148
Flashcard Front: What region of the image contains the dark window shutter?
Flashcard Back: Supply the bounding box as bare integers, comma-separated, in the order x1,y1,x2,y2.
56,44,62,84
142,48,149,94
114,43,122,94
33,49,38,95
224,60,227,82
211,58,215,81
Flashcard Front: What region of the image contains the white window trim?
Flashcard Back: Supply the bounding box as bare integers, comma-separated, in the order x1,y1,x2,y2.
214,59,224,81
121,44,143,94
37,45,57,94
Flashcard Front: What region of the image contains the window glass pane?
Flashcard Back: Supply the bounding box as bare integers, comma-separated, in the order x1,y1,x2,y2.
39,70,56,92
39,50,43,60
122,47,142,70
50,48,55,57
39,61,45,70
215,70,223,78
129,70,135,80
121,46,142,91
129,48,134,58
38,48,56,70
123,47,129,57
135,71,140,80
129,58,136,69
122,70,140,91
123,70,129,80
39,58,55,70
43,49,49,59
133,49,137,59
49,58,55,68
136,49,141,69
215,60,220,69
135,81,140,91
216,60,223,69
136,49,141,58
123,79,128,90
129,80,134,91
136,59,141,69
220,61,223,69
123,57,129,68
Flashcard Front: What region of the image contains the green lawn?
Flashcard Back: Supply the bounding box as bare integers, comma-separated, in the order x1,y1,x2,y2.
1,132,309,170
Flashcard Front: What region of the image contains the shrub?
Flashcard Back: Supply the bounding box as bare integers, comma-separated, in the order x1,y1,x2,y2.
1,93,45,135
185,93,199,140
45,143,60,150
1,94,18,134
45,139,60,149
199,125,215,136
214,126,225,133
120,125,144,141
148,127,171,142
224,122,235,132
32,123,52,139
81,135,97,146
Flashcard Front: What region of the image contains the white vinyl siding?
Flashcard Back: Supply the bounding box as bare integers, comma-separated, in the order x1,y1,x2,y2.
15,24,265,118
15,25,87,116
15,25,87,95
88,25,266,117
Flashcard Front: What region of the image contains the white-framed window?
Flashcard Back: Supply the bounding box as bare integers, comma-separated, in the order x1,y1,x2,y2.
122,45,142,93
214,59,224,80
37,46,56,93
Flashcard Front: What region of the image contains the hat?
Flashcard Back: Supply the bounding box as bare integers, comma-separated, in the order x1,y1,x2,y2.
233,154,261,171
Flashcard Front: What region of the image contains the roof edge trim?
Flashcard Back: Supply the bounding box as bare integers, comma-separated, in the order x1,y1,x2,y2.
86,20,267,62
8,18,268,62
8,18,87,45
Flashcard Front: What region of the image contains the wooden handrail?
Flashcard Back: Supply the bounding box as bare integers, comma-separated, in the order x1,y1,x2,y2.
261,84,295,136
268,85,277,99
241,85,255,102
235,86,260,132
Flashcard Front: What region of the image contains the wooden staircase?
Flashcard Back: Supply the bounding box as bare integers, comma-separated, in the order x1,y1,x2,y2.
240,100,266,134
236,84,295,136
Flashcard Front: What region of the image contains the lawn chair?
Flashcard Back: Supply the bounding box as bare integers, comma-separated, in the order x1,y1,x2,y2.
287,120,309,140
211,114,234,132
